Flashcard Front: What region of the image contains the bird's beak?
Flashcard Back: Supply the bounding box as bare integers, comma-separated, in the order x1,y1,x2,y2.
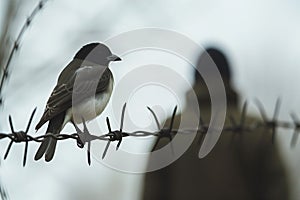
107,54,122,62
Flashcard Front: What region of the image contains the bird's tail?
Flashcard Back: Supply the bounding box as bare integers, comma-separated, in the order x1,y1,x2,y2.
34,113,65,162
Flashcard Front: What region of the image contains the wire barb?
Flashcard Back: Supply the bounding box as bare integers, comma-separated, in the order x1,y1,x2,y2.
147,106,161,130
3,108,36,166
0,99,300,165
102,103,129,159
150,106,177,154
255,98,281,144
230,101,249,143
290,113,300,148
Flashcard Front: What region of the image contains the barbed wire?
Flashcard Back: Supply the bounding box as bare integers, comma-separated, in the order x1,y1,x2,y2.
1,99,300,166
0,160,9,200
0,182,8,200
0,0,49,106
0,0,298,168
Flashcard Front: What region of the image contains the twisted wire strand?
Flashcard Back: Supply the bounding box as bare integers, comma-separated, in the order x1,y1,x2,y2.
1,100,300,166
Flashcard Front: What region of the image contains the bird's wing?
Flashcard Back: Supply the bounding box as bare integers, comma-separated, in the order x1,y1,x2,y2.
35,66,112,130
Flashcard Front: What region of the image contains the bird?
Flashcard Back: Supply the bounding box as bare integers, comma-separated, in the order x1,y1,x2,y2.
34,42,121,162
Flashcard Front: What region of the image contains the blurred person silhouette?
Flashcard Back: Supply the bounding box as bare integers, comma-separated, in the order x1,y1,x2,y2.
142,47,290,200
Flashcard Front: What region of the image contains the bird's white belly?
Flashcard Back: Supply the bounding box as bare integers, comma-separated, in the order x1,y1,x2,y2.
64,78,113,125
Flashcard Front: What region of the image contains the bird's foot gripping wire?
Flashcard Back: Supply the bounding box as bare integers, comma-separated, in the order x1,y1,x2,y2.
72,117,99,165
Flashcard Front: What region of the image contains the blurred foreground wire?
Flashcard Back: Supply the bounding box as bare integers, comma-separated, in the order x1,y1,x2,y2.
0,0,49,106
0,1,49,198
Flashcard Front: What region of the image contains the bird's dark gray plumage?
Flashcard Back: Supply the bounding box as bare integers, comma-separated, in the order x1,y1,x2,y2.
35,43,121,162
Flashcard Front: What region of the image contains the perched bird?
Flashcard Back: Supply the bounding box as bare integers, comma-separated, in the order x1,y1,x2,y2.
34,43,121,162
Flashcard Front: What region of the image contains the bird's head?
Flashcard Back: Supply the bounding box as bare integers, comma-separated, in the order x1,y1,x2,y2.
74,42,121,66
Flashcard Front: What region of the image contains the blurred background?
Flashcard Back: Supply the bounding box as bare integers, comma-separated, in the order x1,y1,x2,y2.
1,0,300,199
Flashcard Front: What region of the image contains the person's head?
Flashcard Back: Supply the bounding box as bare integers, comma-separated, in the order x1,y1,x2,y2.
193,47,238,107
195,47,232,85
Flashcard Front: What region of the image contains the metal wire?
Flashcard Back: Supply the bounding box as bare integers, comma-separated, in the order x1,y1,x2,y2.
0,0,298,168
1,99,300,166
0,0,49,106
0,1,49,198
0,181,8,200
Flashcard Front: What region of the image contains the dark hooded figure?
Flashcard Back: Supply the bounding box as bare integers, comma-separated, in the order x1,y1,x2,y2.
142,47,290,200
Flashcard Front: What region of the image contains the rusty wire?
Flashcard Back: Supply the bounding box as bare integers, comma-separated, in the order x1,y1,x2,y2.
1,99,300,166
